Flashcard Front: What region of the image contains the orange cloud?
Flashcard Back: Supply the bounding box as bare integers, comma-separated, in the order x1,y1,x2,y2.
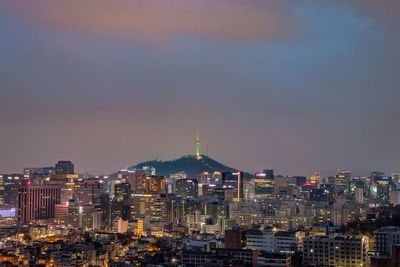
3,0,298,42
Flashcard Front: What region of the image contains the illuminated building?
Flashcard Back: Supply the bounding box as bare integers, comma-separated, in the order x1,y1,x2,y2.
60,181,75,204
68,204,95,231
165,194,185,224
308,172,321,185
93,205,102,230
76,178,104,205
17,184,61,223
375,227,400,256
374,176,393,203
112,182,131,221
3,174,25,206
55,160,74,175
119,169,147,193
117,218,128,233
309,188,329,202
303,235,369,267
175,179,198,199
142,176,165,194
246,230,302,254
136,219,145,236
254,171,274,200
355,187,364,204
335,170,351,196
54,203,69,223
130,194,167,222
222,172,243,201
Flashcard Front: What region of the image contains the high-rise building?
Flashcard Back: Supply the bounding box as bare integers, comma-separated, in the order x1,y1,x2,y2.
113,183,131,221
142,176,165,194
222,172,243,201
3,174,25,206
375,227,400,256
55,160,74,175
119,169,147,193
68,204,95,231
335,170,351,196
130,193,167,222
253,171,274,200
175,179,198,199
18,185,61,223
355,187,364,204
76,178,104,205
374,176,393,203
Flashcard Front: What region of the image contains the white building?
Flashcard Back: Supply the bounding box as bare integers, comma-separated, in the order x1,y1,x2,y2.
246,230,302,254
303,235,369,267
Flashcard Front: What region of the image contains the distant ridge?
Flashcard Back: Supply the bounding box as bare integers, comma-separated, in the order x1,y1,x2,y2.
118,155,251,178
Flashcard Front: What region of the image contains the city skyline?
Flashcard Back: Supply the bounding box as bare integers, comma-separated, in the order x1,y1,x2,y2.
1,1,399,176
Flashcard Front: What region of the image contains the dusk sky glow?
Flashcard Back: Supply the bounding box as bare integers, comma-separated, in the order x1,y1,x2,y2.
0,1,399,176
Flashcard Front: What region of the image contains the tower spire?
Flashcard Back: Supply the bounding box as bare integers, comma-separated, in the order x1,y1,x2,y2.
195,128,201,159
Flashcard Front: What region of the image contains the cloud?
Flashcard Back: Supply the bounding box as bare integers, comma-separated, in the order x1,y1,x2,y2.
2,0,298,42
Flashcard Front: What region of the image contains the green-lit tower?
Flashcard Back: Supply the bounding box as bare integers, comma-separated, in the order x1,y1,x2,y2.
195,129,201,159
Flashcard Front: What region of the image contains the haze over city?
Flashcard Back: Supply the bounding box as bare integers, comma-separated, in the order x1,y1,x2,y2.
1,1,399,176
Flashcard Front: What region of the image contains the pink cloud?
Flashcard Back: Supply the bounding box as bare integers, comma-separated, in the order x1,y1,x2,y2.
3,0,299,42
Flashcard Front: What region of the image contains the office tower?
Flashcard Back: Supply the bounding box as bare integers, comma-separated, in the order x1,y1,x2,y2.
253,171,274,200
165,194,185,225
374,175,393,203
130,194,167,222
222,172,243,201
99,194,112,228
68,204,95,231
175,179,198,199
55,160,74,175
3,174,25,206
93,206,102,230
303,235,369,267
355,187,364,204
76,178,104,205
54,203,69,224
142,176,165,194
23,167,55,178
18,185,61,223
336,170,351,184
375,227,400,256
335,170,351,196
118,169,147,193
113,183,131,221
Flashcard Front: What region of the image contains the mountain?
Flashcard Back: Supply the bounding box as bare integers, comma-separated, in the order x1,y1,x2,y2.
123,155,250,178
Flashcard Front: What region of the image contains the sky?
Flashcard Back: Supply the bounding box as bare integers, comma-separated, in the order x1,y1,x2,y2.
0,1,399,176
